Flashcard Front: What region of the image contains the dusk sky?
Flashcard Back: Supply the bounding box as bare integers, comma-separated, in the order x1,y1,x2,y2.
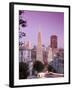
20,10,64,48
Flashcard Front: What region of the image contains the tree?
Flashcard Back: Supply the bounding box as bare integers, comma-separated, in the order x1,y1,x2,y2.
19,62,29,79
33,61,44,73
47,64,57,73
19,10,27,46
19,10,27,27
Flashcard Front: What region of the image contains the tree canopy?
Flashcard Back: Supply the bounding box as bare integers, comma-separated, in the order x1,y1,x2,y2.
33,61,44,73
19,62,29,79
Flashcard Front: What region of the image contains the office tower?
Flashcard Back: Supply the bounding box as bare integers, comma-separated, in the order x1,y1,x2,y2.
50,35,57,49
26,41,32,49
31,46,36,62
47,46,53,63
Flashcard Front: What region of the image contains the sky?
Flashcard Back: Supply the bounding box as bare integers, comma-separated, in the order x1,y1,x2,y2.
20,10,64,48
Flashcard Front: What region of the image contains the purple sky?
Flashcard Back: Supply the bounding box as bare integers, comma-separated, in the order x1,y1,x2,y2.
20,10,64,48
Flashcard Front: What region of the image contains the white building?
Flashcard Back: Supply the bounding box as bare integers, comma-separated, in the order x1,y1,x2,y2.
47,47,53,63
36,32,43,63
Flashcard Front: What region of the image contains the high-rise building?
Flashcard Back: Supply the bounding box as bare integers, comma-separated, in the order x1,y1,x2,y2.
50,35,57,49
47,46,53,63
25,41,32,49
58,48,64,60
36,32,43,63
43,50,48,64
31,46,36,62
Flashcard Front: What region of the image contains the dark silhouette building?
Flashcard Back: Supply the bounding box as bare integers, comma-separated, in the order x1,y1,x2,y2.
31,46,36,62
50,35,57,49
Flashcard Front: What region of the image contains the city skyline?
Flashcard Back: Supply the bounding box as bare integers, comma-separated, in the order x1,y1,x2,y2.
19,10,64,48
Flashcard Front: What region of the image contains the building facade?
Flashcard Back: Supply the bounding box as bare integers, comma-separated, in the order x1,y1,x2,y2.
50,35,57,49
36,32,43,63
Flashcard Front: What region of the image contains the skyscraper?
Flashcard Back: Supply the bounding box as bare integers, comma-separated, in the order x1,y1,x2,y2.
47,46,53,63
50,35,58,60
36,32,43,63
50,35,57,49
26,41,32,49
